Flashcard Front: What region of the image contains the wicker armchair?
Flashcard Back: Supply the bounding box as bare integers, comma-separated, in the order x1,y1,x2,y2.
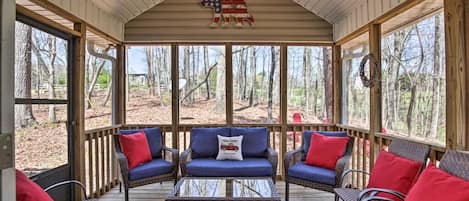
113,131,178,201
360,150,469,201
334,138,430,201
284,131,354,201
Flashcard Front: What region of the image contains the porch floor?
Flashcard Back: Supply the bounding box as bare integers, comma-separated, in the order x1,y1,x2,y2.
97,181,335,201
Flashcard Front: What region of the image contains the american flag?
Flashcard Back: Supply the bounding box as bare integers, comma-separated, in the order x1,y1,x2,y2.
201,0,254,26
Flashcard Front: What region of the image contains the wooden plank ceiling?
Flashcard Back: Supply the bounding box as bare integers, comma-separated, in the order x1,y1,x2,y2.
90,0,165,22
124,0,333,42
89,0,355,24
293,0,363,23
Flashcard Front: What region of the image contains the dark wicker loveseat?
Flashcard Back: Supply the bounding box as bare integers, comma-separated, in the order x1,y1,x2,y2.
180,127,278,182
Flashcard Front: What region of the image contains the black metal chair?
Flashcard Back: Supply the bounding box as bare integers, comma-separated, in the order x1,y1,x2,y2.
113,128,178,201
284,131,354,201
333,138,430,201
44,180,96,201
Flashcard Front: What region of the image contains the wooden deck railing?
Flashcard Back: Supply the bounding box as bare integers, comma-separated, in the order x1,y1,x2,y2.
83,123,445,198
84,126,120,198
337,124,446,189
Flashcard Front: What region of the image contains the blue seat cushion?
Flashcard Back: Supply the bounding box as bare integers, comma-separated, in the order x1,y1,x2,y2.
186,158,273,177
128,159,174,181
303,131,348,159
120,128,163,158
191,127,230,158
231,127,268,157
288,163,336,185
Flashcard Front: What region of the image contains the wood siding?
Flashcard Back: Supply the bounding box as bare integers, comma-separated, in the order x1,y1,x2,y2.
333,0,406,40
42,0,125,40
124,0,333,42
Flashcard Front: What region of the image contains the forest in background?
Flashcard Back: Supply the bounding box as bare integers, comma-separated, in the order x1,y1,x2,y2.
126,45,332,125
381,13,445,142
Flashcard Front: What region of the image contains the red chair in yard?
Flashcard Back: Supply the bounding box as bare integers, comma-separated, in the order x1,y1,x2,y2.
287,113,303,143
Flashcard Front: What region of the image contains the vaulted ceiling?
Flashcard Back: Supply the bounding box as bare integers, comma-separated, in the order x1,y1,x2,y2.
90,0,359,24
90,0,165,22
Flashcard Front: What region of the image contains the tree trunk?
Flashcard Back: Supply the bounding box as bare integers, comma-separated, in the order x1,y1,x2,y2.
242,48,249,100
145,47,155,96
191,46,197,103
267,47,276,122
248,47,257,106
155,48,164,106
203,46,210,100
323,47,333,121
215,51,225,114
183,46,191,104
15,23,36,127
407,85,417,135
102,79,112,106
86,60,105,109
427,14,442,139
386,30,406,130
47,35,57,122
303,47,312,113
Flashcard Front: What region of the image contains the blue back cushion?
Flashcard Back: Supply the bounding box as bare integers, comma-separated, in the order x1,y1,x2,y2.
120,128,162,158
303,131,348,159
191,127,230,158
231,127,268,157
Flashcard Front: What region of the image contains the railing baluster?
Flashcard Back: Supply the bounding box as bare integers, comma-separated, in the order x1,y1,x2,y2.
94,132,100,197
87,135,93,198
106,131,110,191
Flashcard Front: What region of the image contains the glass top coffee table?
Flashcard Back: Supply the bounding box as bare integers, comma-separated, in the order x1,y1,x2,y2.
166,177,280,201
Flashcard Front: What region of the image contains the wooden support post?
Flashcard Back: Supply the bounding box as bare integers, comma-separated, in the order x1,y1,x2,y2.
280,44,288,179
114,45,125,125
368,24,381,168
226,44,233,126
445,0,467,150
332,45,342,125
171,44,179,149
72,22,86,201
465,0,469,151
0,0,16,200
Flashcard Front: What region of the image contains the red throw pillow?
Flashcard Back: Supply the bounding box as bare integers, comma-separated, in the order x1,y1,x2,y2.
305,133,349,170
367,150,423,200
16,170,53,201
119,131,152,170
405,163,469,201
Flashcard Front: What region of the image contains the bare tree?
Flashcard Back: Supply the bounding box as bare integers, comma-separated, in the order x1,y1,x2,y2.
203,46,211,100
145,47,156,96
15,22,36,127
323,47,333,121
215,51,225,114
427,14,443,139
248,47,257,106
303,47,312,113
85,43,110,109
267,47,276,121
32,33,59,122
